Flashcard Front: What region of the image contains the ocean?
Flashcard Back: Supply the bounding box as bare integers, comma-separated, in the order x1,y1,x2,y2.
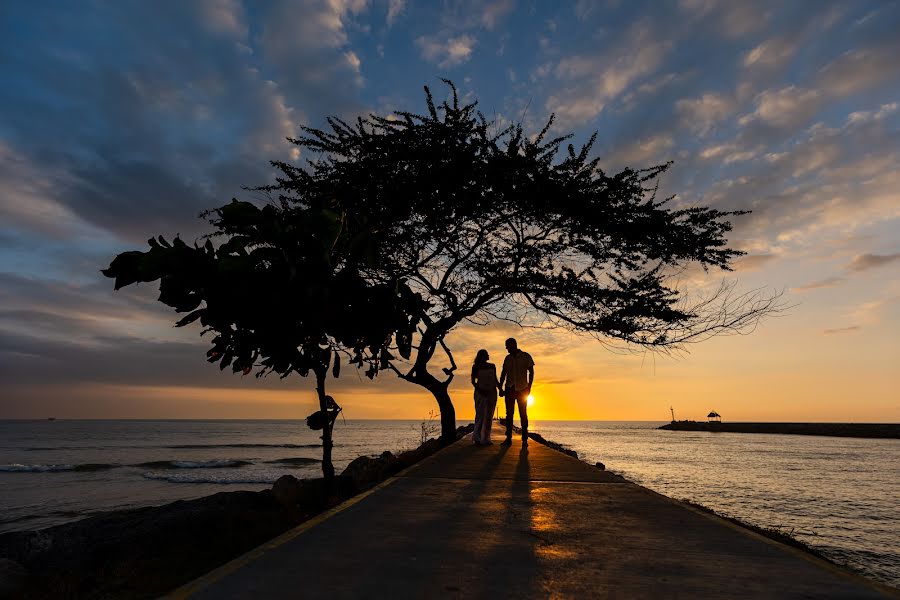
1,419,898,588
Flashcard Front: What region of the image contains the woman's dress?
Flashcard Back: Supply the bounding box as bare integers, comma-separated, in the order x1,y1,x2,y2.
472,365,498,443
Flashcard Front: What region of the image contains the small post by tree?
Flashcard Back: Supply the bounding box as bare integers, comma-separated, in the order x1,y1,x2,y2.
103,199,423,483
262,80,782,444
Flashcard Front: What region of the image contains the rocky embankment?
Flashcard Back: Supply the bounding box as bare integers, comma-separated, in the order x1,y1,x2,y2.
659,421,900,439
0,425,474,600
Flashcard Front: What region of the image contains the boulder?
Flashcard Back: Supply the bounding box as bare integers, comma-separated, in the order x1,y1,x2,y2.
272,475,306,519
341,451,398,491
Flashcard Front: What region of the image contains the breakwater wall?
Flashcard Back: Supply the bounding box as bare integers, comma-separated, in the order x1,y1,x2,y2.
659,421,900,439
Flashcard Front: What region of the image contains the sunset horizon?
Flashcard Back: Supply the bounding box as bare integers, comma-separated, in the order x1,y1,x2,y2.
2,3,898,426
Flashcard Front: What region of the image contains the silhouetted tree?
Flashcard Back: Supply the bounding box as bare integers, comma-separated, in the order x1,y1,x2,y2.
103,200,423,482
262,80,781,443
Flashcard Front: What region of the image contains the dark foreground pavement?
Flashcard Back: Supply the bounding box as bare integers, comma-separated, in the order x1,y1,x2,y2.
170,424,898,599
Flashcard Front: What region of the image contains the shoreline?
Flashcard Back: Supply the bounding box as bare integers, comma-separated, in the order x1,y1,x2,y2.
659,421,900,438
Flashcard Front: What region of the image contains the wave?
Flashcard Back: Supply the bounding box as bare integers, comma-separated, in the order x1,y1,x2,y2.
165,443,319,449
135,459,252,470
0,463,118,473
141,472,278,485
26,446,108,451
265,457,320,466
0,509,86,525
25,443,319,451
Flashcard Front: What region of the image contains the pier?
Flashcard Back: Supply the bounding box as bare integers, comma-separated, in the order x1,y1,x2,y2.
171,424,897,599
659,421,900,439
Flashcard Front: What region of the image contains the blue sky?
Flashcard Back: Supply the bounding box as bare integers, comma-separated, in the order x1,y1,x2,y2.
1,1,898,420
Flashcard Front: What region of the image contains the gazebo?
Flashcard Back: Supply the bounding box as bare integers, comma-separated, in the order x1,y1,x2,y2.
707,411,721,423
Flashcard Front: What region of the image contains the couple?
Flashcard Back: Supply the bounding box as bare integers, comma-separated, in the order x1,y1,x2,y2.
470,337,535,447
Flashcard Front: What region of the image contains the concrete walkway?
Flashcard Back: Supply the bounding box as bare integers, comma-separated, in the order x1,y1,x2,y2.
173,424,898,599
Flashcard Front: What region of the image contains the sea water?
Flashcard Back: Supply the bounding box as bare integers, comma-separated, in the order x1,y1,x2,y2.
1,419,897,587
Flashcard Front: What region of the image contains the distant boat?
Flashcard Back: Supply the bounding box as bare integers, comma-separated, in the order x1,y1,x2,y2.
47,417,56,421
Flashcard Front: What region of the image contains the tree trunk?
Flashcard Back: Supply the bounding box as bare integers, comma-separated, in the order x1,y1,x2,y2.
414,371,456,445
314,367,335,484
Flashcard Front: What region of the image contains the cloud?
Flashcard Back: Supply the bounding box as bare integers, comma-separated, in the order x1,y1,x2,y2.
818,42,900,97
257,0,369,101
196,0,247,36
620,72,683,110
480,0,515,29
823,325,861,335
697,142,759,164
846,102,899,125
545,24,669,127
573,0,596,20
847,253,900,272
416,34,477,68
678,0,770,38
698,144,730,159
743,37,796,69
849,296,899,326
386,0,405,25
614,134,674,166
0,3,319,244
791,277,845,293
739,86,821,129
732,254,777,272
0,144,99,240
702,93,900,253
676,92,736,135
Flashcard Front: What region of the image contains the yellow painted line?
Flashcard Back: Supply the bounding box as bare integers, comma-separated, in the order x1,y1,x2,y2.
165,434,468,599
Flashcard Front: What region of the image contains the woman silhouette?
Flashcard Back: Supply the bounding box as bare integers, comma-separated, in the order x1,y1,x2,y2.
470,349,500,445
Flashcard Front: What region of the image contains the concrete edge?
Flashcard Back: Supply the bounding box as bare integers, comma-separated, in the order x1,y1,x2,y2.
162,433,472,599
631,483,900,598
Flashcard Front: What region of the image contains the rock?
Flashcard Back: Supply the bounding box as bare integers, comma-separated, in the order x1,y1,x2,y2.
455,423,475,439
0,558,27,599
272,475,305,518
341,451,398,491
595,462,606,471
273,474,359,517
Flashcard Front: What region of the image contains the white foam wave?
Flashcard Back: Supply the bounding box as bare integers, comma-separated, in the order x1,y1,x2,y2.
141,471,278,484
136,459,251,469
0,463,74,472
0,463,117,473
170,459,248,469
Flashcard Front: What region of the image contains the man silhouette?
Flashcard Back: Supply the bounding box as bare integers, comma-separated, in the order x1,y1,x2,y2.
498,337,534,446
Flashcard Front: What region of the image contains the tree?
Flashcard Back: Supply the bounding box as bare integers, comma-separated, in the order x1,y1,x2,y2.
260,80,782,443
103,199,423,482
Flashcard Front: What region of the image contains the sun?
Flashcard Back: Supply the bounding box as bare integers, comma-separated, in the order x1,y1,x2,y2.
526,394,535,407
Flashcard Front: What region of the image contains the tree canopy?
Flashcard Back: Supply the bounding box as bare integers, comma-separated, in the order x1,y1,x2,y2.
104,199,425,478
260,80,780,441
105,80,780,447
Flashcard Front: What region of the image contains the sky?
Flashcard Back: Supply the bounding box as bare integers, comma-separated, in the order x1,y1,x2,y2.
0,0,898,423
